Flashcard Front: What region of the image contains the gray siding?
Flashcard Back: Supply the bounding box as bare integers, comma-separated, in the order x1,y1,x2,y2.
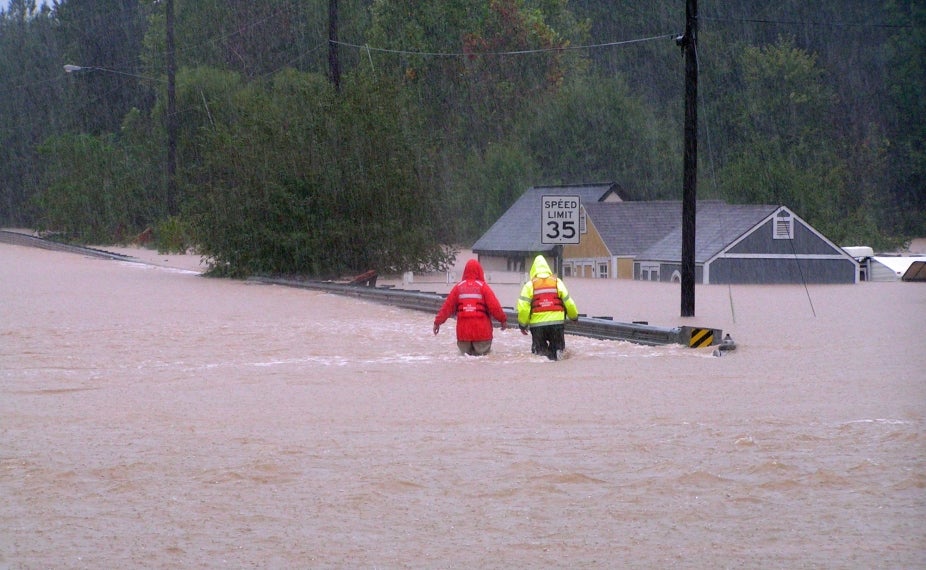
709,258,856,284
633,262,703,283
728,219,836,255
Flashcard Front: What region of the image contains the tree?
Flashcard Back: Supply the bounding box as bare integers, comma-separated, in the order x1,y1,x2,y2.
715,38,860,242
523,75,679,198
3,0,921,259
187,69,449,277
141,0,372,80
883,0,926,239
0,0,58,224
35,133,145,242
366,0,586,147
55,0,152,135
441,141,538,243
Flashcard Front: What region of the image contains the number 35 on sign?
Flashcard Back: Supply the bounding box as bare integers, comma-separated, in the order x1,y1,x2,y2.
541,195,581,245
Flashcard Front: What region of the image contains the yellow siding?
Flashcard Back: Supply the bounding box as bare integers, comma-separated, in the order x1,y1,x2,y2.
617,258,634,279
563,214,609,258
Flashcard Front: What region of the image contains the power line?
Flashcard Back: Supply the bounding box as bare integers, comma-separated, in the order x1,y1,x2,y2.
701,16,913,29
330,33,677,58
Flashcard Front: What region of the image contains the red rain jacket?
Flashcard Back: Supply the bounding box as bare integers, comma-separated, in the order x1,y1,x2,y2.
434,259,508,342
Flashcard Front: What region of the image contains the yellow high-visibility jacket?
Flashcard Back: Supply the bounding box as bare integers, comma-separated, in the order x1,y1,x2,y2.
517,255,579,328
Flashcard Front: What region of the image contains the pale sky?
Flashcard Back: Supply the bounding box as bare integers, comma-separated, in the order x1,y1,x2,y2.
2,0,52,11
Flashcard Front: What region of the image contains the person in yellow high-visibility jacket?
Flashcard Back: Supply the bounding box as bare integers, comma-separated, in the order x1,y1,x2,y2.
516,255,579,360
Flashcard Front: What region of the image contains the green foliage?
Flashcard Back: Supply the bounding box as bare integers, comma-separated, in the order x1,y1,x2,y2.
0,2,59,225
523,75,679,198
186,70,339,276
186,69,451,277
367,0,587,146
142,0,343,80
443,142,538,243
735,39,832,147
714,37,900,248
35,133,145,243
2,0,924,268
55,0,153,136
155,215,192,254
882,0,926,238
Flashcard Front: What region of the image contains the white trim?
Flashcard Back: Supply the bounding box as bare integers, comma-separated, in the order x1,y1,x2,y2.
639,262,660,281
702,206,860,284
709,206,783,259
773,210,794,239
719,253,849,260
706,206,858,266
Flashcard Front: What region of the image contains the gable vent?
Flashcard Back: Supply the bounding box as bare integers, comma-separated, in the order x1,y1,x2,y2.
773,210,794,240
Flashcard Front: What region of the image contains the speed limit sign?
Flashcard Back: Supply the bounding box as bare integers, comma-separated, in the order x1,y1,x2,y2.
541,195,581,245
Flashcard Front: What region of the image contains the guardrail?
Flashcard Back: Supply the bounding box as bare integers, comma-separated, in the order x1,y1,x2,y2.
0,230,732,351
0,230,136,261
249,276,732,349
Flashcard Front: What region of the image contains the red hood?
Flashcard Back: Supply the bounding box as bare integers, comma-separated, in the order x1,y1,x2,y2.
462,258,486,281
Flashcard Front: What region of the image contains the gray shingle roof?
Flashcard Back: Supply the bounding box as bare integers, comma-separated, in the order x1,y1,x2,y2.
583,201,691,256
472,183,620,255
474,186,780,263
636,202,779,262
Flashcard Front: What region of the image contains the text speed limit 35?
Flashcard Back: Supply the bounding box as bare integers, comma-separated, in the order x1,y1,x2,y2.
541,195,581,245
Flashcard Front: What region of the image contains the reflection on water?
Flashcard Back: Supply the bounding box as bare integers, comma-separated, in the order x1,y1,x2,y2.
1,245,924,568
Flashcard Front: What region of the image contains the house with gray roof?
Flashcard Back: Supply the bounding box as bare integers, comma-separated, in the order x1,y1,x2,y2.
471,182,622,277
632,203,858,284
564,201,687,279
472,185,859,284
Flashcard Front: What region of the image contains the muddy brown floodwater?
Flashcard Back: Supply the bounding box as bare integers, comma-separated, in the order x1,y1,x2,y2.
1,243,924,569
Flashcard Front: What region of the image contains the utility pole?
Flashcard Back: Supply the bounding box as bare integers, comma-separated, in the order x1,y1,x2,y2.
679,0,698,317
328,0,340,91
165,0,178,216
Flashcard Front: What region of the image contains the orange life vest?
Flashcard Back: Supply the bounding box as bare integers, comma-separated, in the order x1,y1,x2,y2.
456,280,487,317
531,276,564,313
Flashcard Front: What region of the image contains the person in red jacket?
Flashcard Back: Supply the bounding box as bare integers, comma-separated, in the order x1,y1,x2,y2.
433,258,508,355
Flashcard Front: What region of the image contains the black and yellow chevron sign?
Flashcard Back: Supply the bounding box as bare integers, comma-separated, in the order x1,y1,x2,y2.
688,328,715,348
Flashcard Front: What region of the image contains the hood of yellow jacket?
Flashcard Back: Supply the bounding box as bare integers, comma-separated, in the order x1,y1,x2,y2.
529,255,552,279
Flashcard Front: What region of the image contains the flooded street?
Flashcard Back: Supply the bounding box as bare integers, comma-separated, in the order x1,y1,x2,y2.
2,244,924,568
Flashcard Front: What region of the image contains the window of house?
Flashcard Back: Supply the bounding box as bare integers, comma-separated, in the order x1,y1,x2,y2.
598,262,609,279
773,210,794,240
640,263,659,281
580,208,587,234
506,257,525,272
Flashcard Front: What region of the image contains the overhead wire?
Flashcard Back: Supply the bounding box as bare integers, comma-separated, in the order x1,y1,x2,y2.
701,15,913,30
6,5,879,301
330,33,678,58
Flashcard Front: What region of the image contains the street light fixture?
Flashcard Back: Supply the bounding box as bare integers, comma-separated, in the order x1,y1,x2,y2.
63,64,161,81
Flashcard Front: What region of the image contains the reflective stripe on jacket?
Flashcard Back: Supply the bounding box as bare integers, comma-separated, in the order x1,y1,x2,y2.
456,283,488,317
516,254,579,328
434,259,508,342
530,276,564,314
